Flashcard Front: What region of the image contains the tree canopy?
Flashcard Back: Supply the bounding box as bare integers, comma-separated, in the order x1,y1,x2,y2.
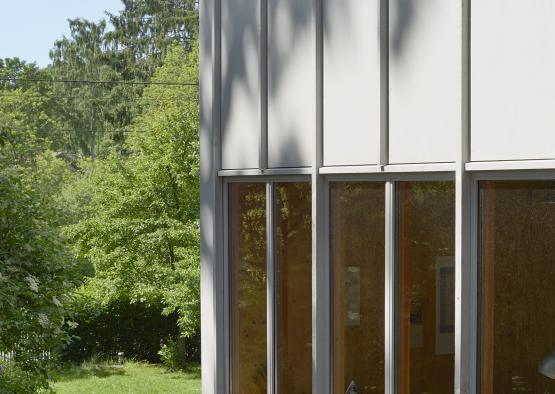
66,44,200,337
0,1,200,391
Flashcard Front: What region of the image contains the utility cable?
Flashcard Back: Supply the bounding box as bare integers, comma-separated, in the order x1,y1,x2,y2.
0,77,198,87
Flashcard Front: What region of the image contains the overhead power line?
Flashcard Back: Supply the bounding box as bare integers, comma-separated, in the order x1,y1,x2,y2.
0,91,199,102
0,77,198,87
1,125,162,134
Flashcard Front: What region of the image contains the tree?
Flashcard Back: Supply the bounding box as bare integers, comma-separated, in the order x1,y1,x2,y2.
47,0,199,158
0,58,65,150
0,3,202,385
65,44,200,344
48,19,129,159
105,0,199,80
0,124,81,393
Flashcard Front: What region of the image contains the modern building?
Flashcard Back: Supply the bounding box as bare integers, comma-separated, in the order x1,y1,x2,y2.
200,0,555,393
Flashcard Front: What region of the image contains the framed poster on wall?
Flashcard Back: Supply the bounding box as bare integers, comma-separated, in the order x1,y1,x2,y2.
435,256,455,355
344,266,361,326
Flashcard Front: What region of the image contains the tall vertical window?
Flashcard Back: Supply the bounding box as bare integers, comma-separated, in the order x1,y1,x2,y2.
397,181,455,394
229,183,267,393
331,182,385,394
480,181,555,393
275,183,312,393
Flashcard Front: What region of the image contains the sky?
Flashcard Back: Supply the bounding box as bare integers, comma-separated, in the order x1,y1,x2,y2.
0,0,123,67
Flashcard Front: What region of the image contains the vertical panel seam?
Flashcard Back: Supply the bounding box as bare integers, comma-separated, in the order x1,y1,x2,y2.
260,0,268,170
379,0,389,168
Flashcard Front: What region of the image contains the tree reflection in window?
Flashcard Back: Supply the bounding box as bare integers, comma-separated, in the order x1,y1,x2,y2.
229,183,267,393
331,182,385,394
275,182,312,393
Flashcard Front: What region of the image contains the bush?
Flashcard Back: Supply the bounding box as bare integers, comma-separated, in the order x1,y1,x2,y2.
158,330,201,371
0,361,51,394
184,331,200,363
62,298,179,364
158,338,182,371
0,129,81,392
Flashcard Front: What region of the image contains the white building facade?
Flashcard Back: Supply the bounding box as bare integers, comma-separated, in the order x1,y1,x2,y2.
200,0,555,392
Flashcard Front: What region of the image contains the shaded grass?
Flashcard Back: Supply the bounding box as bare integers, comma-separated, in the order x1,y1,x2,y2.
52,361,200,394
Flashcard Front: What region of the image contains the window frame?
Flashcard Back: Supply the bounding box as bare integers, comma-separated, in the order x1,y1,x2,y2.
223,176,311,394
471,170,555,394
326,172,455,394
328,180,387,393
222,170,555,394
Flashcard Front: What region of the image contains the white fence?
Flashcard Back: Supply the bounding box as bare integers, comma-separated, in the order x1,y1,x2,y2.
0,351,51,364
0,351,15,363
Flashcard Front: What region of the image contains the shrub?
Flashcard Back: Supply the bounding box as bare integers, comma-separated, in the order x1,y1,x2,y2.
62,297,179,364
0,360,52,394
158,338,182,371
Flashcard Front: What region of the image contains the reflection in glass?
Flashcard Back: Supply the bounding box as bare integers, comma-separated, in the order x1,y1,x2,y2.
275,183,312,393
331,182,385,394
397,182,455,394
229,183,267,393
480,181,555,393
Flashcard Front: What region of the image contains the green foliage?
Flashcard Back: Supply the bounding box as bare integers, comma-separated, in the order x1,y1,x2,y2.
0,362,48,394
0,126,81,392
65,44,200,342
0,2,201,389
48,19,126,159
62,295,179,364
158,338,183,371
48,0,198,158
105,0,199,79
0,59,65,150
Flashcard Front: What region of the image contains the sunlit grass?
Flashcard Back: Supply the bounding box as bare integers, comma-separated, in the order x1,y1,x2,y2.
52,361,200,394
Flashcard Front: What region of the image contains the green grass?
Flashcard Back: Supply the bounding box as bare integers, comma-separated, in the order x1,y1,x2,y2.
52,361,201,394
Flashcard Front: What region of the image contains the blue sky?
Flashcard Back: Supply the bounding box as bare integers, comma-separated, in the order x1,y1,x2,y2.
0,0,123,67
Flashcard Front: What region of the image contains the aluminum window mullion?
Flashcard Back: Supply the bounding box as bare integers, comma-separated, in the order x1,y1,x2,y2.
454,171,478,394
223,182,231,393
469,178,479,394
266,182,276,394
312,175,330,393
313,0,329,385
385,181,397,394
455,0,474,390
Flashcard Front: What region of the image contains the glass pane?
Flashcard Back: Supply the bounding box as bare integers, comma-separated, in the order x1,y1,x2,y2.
480,181,555,393
397,181,455,394
229,183,267,393
331,182,385,394
275,182,312,393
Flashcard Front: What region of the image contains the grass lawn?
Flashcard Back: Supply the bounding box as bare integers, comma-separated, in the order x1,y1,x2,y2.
52,361,200,394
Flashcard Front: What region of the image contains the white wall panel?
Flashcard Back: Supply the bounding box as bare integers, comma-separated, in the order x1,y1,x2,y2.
323,0,380,166
267,0,315,168
472,0,555,162
221,0,261,169
388,0,459,164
